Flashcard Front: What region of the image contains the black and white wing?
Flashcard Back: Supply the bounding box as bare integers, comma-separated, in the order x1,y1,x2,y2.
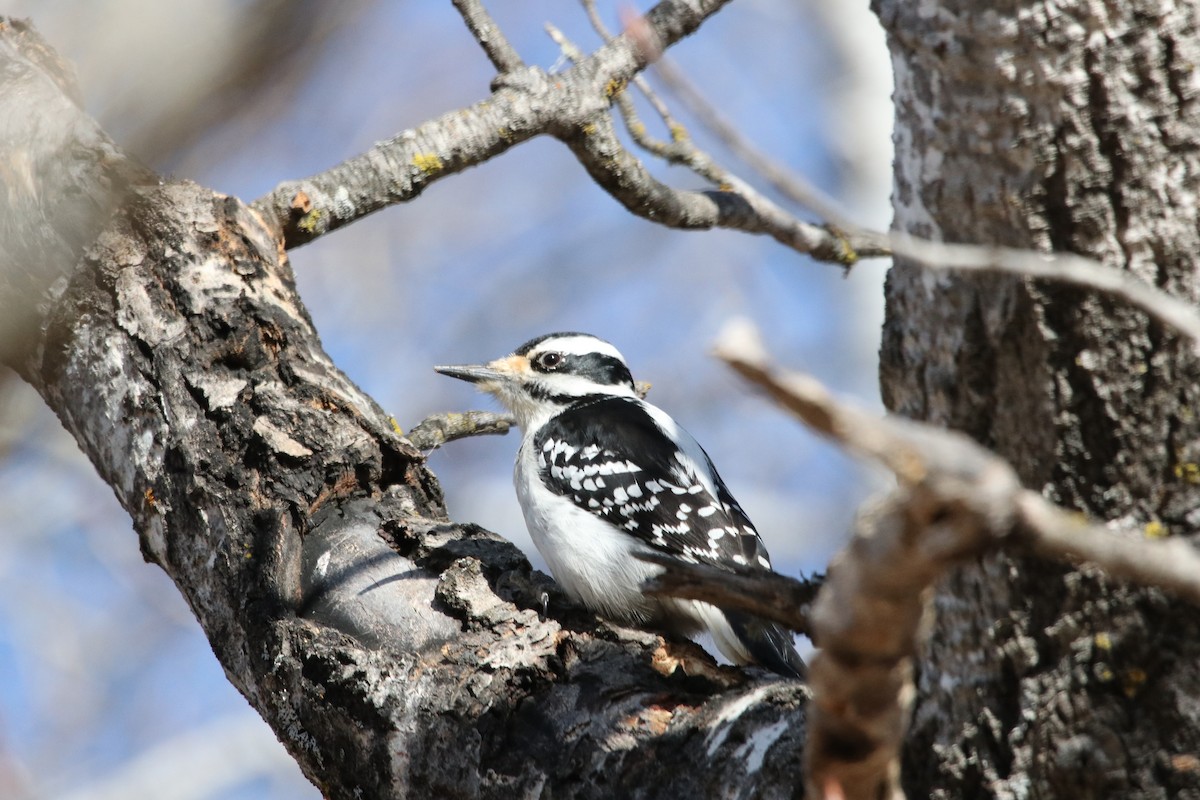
533,395,805,678
532,396,773,572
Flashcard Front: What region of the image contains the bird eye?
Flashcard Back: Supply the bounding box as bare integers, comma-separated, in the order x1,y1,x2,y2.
537,352,563,370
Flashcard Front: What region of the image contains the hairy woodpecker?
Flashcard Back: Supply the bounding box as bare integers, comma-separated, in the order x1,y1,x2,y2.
435,332,805,679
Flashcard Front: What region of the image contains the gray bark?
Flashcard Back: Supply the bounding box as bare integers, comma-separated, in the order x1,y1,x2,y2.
875,1,1200,797
1,14,810,800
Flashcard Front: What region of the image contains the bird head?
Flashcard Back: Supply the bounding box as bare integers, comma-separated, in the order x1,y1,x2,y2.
435,332,639,430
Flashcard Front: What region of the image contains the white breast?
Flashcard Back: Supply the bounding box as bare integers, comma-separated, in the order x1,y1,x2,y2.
512,434,751,665
514,434,662,622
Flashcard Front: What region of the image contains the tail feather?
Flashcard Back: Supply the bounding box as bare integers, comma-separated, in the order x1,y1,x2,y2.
684,599,806,680
727,611,807,680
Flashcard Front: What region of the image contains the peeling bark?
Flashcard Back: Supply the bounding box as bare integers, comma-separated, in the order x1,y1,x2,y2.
876,1,1200,796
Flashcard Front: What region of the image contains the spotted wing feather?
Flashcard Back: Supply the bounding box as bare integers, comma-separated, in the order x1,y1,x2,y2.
533,396,773,571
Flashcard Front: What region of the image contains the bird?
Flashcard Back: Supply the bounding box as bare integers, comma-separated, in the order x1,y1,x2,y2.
434,332,805,679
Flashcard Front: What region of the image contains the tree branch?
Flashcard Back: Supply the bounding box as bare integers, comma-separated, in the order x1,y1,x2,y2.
716,319,1200,602
404,409,514,451
250,0,886,266
1015,491,1200,606
561,109,881,264
639,552,822,638
451,0,524,73
579,0,681,135
569,9,1200,342
888,234,1200,349
544,22,881,266
711,320,1200,800
251,0,736,248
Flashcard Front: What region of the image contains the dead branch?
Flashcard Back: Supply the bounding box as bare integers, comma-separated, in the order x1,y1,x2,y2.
1015,492,1200,606
405,410,514,451
251,0,885,265
888,234,1200,349
638,552,822,638
451,0,524,73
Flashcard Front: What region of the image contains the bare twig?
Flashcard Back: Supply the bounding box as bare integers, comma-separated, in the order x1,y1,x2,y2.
252,0,737,249
638,551,822,638
1016,492,1200,606
649,54,862,233
579,0,680,130
544,20,676,156
888,234,1200,348
603,17,1200,346
543,24,751,190
420,380,652,450
405,410,514,451
555,10,882,266
451,0,524,74
562,110,884,263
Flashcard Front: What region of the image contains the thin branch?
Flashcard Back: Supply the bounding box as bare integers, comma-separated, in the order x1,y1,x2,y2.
1016,491,1200,606
253,0,738,249
560,109,885,263
451,0,524,73
888,234,1200,349
554,10,883,266
545,20,678,157
625,43,1200,345
405,410,514,451
580,0,680,131
545,23,774,201
716,320,1200,600
638,551,822,638
599,14,1200,347
648,52,862,233
417,380,653,451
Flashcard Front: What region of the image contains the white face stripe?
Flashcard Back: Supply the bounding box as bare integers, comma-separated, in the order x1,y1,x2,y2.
527,334,627,363
533,372,637,398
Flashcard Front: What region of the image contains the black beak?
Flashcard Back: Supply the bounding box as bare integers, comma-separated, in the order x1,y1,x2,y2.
433,363,506,384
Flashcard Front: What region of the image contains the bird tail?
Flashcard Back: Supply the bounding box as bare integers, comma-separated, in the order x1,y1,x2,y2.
727,611,807,680
689,600,806,680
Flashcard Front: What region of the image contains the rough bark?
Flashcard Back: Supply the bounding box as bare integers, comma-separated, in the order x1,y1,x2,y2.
875,1,1200,797
1,16,810,800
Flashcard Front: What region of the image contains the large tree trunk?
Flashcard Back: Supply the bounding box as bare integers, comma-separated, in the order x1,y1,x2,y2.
876,1,1200,796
